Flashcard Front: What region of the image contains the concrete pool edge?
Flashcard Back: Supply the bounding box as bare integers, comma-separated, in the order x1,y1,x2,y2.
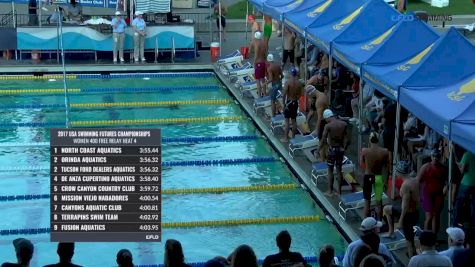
0,64,214,74
213,67,359,244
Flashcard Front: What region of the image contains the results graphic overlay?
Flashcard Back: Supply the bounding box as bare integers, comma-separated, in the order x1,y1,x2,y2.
50,129,161,242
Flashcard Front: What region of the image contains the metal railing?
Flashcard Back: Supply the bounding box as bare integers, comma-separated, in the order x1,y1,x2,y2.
0,11,13,28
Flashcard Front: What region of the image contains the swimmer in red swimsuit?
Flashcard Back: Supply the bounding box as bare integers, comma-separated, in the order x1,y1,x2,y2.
252,31,268,96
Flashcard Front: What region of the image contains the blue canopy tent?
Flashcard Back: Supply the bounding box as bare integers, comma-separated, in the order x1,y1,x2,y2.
305,0,367,54
263,0,305,20
283,0,329,35
361,21,439,100
331,0,400,74
452,94,475,153
399,28,475,140
249,0,266,12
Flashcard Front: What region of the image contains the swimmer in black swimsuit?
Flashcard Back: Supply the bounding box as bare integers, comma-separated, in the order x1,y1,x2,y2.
281,67,303,142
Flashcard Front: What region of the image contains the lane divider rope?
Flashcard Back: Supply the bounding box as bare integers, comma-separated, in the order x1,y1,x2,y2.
0,184,297,201
0,184,297,202
0,85,219,95
0,157,275,172
0,135,257,148
0,216,321,236
0,75,77,80
70,116,243,126
76,72,215,79
0,100,231,110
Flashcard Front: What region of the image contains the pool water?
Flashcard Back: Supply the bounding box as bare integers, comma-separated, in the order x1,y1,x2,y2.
0,73,347,266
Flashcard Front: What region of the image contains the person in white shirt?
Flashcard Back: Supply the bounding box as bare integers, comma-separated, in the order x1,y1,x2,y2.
439,227,465,262
132,11,146,62
342,217,395,267
408,231,452,267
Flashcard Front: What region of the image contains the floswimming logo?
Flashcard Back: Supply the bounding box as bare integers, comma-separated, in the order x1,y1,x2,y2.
333,6,364,30
307,0,333,18
447,78,475,101
397,44,434,71
391,14,452,22
361,26,395,50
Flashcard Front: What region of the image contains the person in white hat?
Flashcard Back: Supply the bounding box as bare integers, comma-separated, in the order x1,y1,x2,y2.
266,53,283,117
251,31,268,97
342,217,394,267
132,11,146,62
111,11,126,63
319,108,348,196
439,227,465,261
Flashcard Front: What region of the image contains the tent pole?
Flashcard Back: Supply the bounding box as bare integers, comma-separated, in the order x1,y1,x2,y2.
390,103,401,200
304,35,307,83
245,1,249,45
357,77,364,167
209,0,212,43
448,141,453,227
218,1,222,56
11,1,16,28
281,24,285,68
328,55,332,101
39,0,42,27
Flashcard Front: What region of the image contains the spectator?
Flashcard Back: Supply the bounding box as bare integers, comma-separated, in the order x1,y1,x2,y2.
418,149,448,235
28,0,38,26
111,11,126,63
44,243,82,267
452,230,475,267
359,254,386,267
439,227,465,262
342,217,394,267
214,1,227,40
454,150,475,228
381,100,397,152
66,0,82,23
262,230,306,267
164,239,191,267
230,245,258,267
1,238,34,267
282,27,296,68
116,249,134,267
407,231,452,267
319,245,337,267
204,257,229,267
351,245,372,267
132,11,146,63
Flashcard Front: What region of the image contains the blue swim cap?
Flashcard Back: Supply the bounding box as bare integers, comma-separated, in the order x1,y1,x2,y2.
290,67,298,76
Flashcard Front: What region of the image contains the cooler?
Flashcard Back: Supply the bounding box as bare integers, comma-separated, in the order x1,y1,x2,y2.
240,46,249,59
210,42,220,62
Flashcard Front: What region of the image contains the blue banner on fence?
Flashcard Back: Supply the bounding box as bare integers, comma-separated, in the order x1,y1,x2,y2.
0,0,115,8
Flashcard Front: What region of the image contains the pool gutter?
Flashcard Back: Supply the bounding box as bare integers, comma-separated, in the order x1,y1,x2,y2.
214,67,359,244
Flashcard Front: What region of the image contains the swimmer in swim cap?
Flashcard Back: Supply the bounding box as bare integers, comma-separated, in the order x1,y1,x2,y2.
281,66,304,143
252,30,269,97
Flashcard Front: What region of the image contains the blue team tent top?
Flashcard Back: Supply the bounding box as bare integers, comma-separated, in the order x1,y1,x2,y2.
249,0,266,12
305,0,367,53
283,0,330,35
263,0,305,20
360,21,439,100
398,28,475,141
452,88,475,153
330,0,400,74
400,74,475,152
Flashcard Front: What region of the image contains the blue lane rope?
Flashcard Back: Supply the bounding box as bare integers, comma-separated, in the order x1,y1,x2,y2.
0,194,50,202
0,121,65,128
0,104,65,109
80,85,218,93
0,136,257,148
76,72,215,79
0,157,275,172
162,157,275,167
162,135,257,143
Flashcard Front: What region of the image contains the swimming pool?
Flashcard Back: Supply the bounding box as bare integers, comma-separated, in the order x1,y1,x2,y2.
0,72,347,266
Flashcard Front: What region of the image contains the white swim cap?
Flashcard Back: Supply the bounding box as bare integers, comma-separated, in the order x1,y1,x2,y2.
254,31,262,40
267,54,274,62
323,109,334,119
